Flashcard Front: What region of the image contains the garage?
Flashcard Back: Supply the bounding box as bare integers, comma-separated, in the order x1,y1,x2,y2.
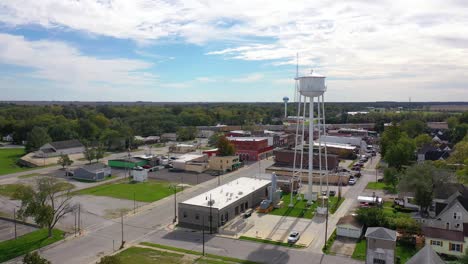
336,215,363,239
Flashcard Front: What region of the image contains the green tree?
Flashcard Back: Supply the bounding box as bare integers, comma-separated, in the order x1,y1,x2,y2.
83,145,96,164
23,252,50,264
384,133,415,170
356,207,387,227
96,255,121,264
177,127,197,141
450,138,468,164
452,124,468,144
217,136,236,156
14,177,74,237
447,116,459,129
383,167,399,192
25,127,51,153
95,144,105,162
208,133,223,147
57,154,73,169
398,163,454,216
380,123,401,157
414,134,432,148
400,119,427,138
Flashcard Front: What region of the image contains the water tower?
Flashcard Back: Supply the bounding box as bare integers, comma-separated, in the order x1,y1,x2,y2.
282,96,289,118
290,70,329,214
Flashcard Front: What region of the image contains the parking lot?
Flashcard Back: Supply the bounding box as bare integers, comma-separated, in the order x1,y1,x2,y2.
148,168,218,185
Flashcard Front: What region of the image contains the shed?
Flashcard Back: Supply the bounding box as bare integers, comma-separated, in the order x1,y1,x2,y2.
336,215,363,239
73,163,111,182
131,167,148,182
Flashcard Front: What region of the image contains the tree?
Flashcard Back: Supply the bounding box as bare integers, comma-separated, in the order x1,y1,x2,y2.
208,133,223,147
383,167,399,192
384,133,415,170
83,145,96,164
414,134,432,148
14,177,74,237
400,119,427,138
177,127,197,141
356,207,387,227
23,252,50,264
398,163,454,216
57,154,73,169
96,256,121,264
95,144,105,162
25,127,51,153
449,138,468,164
447,116,459,130
379,123,401,157
217,136,236,156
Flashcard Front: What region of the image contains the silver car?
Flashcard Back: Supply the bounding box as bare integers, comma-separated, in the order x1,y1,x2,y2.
288,231,300,244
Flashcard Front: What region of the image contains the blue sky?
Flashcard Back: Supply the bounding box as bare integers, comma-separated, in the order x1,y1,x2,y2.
0,0,467,102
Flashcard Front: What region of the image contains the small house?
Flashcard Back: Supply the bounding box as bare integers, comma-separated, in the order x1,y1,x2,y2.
365,227,397,264
336,215,363,239
73,163,111,182
131,167,148,182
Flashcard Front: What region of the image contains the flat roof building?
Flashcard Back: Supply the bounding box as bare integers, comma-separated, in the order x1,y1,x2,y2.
178,177,271,232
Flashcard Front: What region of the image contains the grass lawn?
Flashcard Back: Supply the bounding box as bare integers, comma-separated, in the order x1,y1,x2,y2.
329,196,345,214
0,228,64,262
0,148,31,176
269,193,316,219
139,242,260,264
351,239,417,263
366,182,397,193
322,229,337,254
74,179,178,202
0,184,24,198
238,236,305,248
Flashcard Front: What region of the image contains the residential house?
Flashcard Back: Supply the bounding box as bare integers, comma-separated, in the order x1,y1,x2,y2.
73,163,111,182
2,134,13,142
35,139,85,158
365,227,397,264
336,215,363,239
417,144,450,163
406,244,445,264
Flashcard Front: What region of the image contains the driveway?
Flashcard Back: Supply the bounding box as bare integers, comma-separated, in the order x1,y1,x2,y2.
330,237,358,256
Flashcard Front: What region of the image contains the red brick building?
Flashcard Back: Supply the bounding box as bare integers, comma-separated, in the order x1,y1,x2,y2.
273,148,340,170
227,137,274,161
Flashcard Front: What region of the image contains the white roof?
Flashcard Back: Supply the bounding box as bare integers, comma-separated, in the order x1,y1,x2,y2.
173,154,205,163
176,144,195,147
227,137,268,142
313,142,356,150
181,177,271,209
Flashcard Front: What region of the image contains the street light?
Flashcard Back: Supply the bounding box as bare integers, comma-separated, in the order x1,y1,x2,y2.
171,185,178,223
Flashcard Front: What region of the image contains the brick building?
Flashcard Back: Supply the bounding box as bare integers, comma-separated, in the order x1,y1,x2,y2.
227,137,274,161
273,148,340,170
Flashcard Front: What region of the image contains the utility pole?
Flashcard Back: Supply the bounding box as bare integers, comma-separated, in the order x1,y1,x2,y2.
202,216,205,256
13,208,17,240
78,203,81,234
173,186,177,223
133,192,136,214
120,211,125,249
74,210,77,236
209,193,213,234
324,195,329,250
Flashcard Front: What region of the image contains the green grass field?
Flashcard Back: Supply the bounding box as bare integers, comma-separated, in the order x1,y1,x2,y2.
352,239,417,263
366,182,397,193
269,194,316,219
0,229,64,262
74,179,178,202
0,184,24,198
0,148,31,176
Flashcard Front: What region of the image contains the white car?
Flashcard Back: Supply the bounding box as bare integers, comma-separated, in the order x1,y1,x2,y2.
288,231,300,244
348,177,357,185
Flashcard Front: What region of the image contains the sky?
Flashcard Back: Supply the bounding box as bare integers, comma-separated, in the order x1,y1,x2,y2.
0,0,467,102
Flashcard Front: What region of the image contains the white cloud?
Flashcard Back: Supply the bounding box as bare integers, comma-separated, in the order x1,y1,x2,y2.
196,77,216,82
1,0,468,100
232,73,264,83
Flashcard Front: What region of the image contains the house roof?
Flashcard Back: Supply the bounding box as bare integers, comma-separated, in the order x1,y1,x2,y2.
79,163,108,172
365,227,397,241
337,215,363,229
436,194,468,218
406,244,445,264
418,144,438,155
433,183,467,200
49,139,84,150
422,226,464,242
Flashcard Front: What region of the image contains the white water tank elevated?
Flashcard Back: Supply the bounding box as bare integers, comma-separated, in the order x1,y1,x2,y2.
296,71,326,97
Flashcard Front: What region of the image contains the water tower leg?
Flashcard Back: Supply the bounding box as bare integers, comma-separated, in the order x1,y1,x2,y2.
307,96,314,205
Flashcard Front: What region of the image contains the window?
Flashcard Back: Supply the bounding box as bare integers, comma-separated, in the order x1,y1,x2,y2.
431,240,443,246
183,212,187,218
454,212,462,220
450,243,462,252
373,259,385,264
195,213,199,220
446,222,450,230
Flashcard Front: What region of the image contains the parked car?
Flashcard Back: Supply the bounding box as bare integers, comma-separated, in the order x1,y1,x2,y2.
329,190,336,197
287,231,300,244
143,165,152,169
348,177,357,185
354,172,362,178
244,208,253,218
321,191,327,196
164,163,173,168
351,166,361,171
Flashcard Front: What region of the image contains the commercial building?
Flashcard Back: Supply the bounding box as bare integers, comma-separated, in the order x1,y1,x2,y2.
178,177,271,232
172,154,209,173
169,144,196,153
208,156,241,172
73,163,111,182
320,135,367,149
272,148,340,170
227,137,274,161
35,139,85,158
313,142,357,159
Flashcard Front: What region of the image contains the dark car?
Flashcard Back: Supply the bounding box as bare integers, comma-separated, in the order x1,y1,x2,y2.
329,190,336,197
354,172,362,178
351,166,361,171
244,208,253,218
